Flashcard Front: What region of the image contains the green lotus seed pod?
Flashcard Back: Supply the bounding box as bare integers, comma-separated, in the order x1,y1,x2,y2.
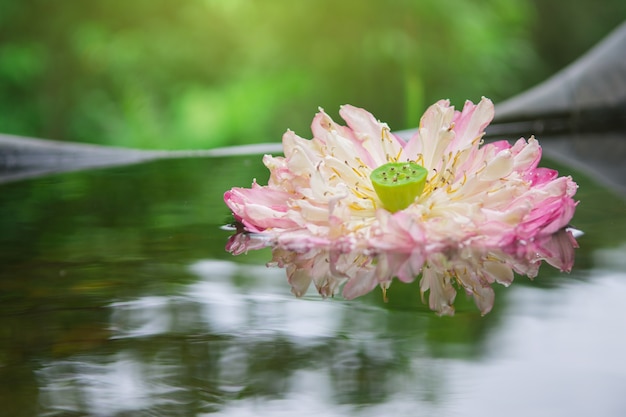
370,162,428,212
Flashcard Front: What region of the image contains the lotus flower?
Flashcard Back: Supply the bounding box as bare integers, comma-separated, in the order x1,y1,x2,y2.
224,98,579,314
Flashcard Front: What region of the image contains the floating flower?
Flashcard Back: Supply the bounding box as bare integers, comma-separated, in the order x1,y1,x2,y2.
224,98,579,314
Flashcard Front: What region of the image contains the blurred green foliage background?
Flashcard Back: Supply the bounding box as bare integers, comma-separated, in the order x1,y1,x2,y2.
0,0,625,149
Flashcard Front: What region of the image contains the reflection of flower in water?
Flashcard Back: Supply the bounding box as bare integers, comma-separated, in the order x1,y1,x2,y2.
224,98,579,314
227,228,577,315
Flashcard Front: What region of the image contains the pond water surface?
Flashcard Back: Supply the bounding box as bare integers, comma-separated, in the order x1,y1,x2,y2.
1,150,626,416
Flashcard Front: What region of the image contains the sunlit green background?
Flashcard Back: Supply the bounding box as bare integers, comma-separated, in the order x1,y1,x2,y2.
1,0,625,149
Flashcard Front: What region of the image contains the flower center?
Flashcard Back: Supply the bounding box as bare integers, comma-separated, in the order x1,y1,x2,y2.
370,162,428,212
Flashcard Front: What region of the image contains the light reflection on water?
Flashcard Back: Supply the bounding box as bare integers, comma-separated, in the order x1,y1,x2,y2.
36,260,442,416
38,354,184,417
446,271,626,417
35,255,626,416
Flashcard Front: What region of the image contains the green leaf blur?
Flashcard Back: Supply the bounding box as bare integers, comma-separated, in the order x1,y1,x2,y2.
0,0,625,149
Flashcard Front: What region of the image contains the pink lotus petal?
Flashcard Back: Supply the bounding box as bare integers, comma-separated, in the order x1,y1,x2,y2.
223,98,579,315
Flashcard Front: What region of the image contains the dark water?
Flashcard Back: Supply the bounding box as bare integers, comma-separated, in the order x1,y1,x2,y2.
1,153,626,417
